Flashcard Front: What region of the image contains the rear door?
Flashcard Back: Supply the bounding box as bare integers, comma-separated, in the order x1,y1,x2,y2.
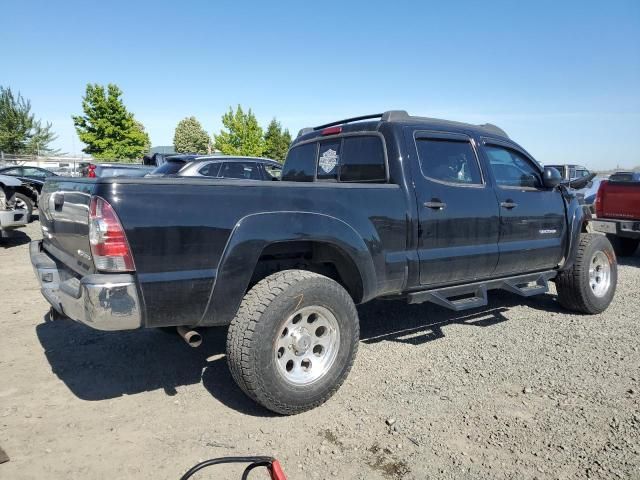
408,130,500,286
481,139,566,275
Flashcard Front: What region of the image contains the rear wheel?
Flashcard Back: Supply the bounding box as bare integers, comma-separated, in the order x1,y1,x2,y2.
608,235,639,257
556,233,617,314
226,270,359,415
14,193,34,223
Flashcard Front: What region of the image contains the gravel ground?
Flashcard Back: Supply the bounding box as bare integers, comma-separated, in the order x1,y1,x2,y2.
1,219,639,480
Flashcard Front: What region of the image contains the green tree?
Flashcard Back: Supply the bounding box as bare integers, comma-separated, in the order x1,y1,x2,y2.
72,83,150,161
173,116,211,154
214,105,265,156
0,86,58,155
263,118,291,162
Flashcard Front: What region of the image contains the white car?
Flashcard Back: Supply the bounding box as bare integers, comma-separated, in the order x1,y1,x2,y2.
0,174,28,237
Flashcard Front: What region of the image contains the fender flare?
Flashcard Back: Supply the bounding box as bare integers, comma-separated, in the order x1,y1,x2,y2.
559,201,589,272
198,211,377,326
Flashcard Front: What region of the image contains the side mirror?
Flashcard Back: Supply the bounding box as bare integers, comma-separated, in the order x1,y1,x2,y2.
543,166,562,189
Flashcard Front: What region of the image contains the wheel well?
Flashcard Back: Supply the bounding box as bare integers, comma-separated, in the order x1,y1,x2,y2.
250,241,364,302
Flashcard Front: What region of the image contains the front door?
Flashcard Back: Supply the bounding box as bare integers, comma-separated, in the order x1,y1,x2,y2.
481,140,566,275
409,131,501,286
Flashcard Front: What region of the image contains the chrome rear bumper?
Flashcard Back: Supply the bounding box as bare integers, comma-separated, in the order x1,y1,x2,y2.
30,241,142,331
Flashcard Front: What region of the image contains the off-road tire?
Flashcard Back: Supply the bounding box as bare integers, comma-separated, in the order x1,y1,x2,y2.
14,193,33,223
556,233,617,314
226,270,359,415
607,235,639,257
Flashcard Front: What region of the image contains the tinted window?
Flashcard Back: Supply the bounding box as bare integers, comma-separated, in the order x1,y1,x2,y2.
416,139,482,185
151,160,186,175
282,143,316,181
199,162,221,177
485,145,541,188
317,141,341,181
340,136,386,182
219,162,262,180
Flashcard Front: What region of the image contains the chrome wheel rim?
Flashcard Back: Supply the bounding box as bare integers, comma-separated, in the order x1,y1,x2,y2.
589,251,611,297
275,306,340,386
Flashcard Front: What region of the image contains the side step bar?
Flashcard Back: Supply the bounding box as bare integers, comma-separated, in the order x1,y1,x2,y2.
407,271,557,312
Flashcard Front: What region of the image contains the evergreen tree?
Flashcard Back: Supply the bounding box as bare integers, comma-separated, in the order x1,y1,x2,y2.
213,105,265,156
263,118,291,162
0,86,58,155
72,83,150,161
173,116,211,154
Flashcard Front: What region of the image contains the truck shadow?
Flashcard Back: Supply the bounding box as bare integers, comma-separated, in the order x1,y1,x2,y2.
359,290,564,345
0,230,31,248
36,291,563,416
617,249,640,267
35,313,272,416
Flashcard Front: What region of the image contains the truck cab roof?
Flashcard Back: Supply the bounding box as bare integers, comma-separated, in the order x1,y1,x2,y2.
295,110,509,143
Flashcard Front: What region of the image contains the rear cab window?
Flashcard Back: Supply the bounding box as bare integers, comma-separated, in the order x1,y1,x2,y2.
282,134,387,183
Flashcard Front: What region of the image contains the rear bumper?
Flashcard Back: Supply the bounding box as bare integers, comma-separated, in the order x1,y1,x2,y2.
591,218,640,239
30,241,142,331
0,208,27,230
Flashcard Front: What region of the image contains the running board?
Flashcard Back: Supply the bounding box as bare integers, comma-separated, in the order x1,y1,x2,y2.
407,271,557,311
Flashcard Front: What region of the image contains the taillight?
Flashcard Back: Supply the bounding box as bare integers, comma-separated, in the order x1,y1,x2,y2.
87,165,96,178
89,196,135,272
594,180,607,217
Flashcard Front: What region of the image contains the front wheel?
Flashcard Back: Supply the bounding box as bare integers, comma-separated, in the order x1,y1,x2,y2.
226,270,359,415
556,233,617,314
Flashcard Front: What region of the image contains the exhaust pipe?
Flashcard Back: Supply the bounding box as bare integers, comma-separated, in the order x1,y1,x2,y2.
176,326,202,348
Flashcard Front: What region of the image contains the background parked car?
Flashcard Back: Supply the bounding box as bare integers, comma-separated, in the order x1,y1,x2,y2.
0,165,57,221
176,156,282,180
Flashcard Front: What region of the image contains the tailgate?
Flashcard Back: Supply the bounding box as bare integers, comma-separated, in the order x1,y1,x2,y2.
600,182,640,220
39,178,97,275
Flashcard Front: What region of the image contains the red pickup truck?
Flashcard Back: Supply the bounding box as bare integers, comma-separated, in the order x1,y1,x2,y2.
592,172,640,256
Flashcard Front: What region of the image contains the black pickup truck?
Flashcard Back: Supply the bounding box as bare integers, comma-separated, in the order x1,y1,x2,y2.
31,111,617,414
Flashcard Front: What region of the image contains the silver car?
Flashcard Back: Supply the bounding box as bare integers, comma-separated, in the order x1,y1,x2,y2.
176,156,282,180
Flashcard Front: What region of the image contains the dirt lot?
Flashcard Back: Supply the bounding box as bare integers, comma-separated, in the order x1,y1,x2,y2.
1,219,639,480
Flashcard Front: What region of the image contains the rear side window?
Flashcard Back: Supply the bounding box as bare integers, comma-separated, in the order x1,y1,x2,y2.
485,145,541,188
282,143,317,181
283,135,386,183
416,139,482,185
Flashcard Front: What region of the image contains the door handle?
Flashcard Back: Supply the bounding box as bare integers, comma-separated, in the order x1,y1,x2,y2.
500,200,518,209
424,200,447,210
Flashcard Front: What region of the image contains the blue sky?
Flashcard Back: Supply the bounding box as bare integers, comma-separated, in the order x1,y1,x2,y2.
1,0,639,169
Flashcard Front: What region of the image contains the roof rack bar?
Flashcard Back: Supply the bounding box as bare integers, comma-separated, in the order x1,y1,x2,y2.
313,113,383,131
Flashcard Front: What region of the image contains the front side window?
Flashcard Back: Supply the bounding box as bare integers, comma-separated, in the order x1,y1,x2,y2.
485,145,541,188
151,161,186,175
416,138,482,185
